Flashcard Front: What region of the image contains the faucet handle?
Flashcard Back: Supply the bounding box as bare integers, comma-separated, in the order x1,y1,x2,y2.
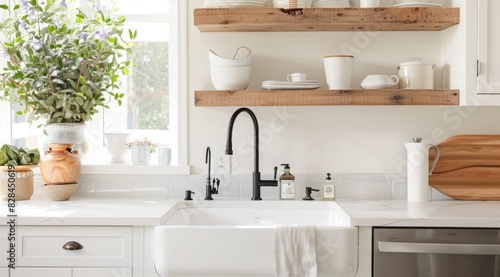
273,166,278,180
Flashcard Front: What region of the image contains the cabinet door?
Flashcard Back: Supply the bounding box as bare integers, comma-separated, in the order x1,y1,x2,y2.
0,226,8,267
478,0,500,94
73,268,132,277
10,268,71,277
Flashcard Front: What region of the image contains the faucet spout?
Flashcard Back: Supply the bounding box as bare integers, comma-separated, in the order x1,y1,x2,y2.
225,108,277,200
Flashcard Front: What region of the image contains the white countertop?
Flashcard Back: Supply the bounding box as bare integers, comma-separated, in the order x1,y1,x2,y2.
1,197,500,227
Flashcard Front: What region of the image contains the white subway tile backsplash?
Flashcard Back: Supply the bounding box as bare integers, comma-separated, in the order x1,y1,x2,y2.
355,180,392,200
67,172,442,201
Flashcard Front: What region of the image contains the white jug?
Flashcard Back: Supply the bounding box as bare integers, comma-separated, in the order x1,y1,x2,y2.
404,137,440,202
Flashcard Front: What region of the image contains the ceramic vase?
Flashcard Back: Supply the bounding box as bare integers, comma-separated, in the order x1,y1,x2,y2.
40,144,81,185
131,146,151,165
105,133,130,163
0,165,35,201
44,123,87,157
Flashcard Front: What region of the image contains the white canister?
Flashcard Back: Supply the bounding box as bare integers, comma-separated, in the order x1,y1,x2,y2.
397,58,435,89
323,55,354,90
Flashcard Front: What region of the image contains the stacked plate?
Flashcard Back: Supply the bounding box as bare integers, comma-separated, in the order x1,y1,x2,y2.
393,0,442,7
262,80,321,90
312,0,351,8
203,0,268,8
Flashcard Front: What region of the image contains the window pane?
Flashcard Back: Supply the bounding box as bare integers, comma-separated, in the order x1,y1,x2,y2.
117,0,169,15
128,41,169,130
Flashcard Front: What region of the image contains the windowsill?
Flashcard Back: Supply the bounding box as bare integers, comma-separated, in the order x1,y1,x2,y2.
32,164,191,175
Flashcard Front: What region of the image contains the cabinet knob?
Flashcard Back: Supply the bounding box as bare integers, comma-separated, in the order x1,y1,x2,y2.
62,241,84,250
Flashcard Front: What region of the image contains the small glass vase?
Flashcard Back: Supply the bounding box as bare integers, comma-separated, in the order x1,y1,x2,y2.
131,146,151,165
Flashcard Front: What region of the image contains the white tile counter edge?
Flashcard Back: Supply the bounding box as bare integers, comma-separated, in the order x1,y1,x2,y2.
1,197,500,227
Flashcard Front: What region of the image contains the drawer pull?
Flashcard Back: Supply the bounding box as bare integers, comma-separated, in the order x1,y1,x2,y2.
63,241,84,250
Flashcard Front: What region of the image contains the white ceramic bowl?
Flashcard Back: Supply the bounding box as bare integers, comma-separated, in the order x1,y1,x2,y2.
43,183,78,201
210,65,251,90
209,48,252,67
394,0,442,4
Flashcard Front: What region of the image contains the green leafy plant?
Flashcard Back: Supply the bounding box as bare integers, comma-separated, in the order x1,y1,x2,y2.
0,0,136,126
0,144,40,166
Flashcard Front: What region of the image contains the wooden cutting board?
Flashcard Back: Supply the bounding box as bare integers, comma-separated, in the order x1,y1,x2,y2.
429,135,500,200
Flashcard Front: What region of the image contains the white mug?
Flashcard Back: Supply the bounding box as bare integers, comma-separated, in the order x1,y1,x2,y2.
323,55,354,90
287,72,307,82
157,147,171,165
360,0,381,7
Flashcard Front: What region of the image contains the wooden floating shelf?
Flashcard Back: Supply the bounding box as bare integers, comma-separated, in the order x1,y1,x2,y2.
194,7,460,32
195,89,460,106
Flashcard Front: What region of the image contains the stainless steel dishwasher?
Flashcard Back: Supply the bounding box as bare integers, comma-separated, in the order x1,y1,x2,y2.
373,227,500,277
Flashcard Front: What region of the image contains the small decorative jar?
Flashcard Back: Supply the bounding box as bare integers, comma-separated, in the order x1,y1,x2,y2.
0,165,35,201
131,145,152,165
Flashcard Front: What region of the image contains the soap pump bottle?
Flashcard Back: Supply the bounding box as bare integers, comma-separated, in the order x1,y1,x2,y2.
322,173,335,200
279,164,295,200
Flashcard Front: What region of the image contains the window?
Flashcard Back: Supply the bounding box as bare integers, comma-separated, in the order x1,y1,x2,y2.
0,0,187,172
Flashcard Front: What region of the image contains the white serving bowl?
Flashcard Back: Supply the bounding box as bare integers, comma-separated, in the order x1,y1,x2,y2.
210,65,251,90
394,0,442,4
209,50,251,67
43,183,78,201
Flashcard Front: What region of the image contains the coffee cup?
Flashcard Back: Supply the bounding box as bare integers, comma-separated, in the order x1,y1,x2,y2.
323,55,354,90
287,72,307,82
157,146,171,165
360,0,381,7
360,74,399,89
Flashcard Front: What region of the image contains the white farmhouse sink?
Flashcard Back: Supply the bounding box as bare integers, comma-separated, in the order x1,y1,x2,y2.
154,201,358,277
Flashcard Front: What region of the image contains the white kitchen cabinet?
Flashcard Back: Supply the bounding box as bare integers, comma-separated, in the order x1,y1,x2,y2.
73,268,132,277
477,0,500,95
457,0,500,105
11,268,71,277
0,226,8,268
12,226,132,275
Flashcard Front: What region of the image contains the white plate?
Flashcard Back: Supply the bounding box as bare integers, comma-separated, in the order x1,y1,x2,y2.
262,84,321,90
263,80,319,85
392,3,442,7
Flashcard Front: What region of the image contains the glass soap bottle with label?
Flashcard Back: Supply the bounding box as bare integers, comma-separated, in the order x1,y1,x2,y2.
322,173,335,200
279,163,295,200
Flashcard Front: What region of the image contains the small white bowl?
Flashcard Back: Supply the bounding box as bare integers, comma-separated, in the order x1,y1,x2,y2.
43,183,78,201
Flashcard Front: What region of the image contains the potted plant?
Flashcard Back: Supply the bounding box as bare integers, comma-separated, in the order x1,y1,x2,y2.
0,0,136,144
126,137,157,165
0,144,40,201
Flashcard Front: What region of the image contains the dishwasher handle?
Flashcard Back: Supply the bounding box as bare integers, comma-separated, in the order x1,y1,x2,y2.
378,241,500,255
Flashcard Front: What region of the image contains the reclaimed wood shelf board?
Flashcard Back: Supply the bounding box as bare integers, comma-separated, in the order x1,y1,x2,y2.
194,89,459,106
194,7,460,32
429,135,500,200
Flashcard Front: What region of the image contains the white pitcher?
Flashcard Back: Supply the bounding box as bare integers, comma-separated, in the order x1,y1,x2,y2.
404,137,440,202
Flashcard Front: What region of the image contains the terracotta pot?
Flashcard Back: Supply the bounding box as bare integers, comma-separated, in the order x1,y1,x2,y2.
0,165,35,201
40,144,81,185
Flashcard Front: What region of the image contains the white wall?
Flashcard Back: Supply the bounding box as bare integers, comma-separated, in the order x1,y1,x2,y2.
187,0,500,175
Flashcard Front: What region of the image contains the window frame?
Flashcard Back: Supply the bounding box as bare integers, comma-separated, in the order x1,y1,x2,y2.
0,0,189,175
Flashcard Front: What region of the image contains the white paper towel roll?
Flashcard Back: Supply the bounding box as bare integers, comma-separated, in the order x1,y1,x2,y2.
405,142,429,202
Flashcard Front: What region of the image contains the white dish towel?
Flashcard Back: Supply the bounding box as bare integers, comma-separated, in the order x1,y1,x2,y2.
274,225,317,277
